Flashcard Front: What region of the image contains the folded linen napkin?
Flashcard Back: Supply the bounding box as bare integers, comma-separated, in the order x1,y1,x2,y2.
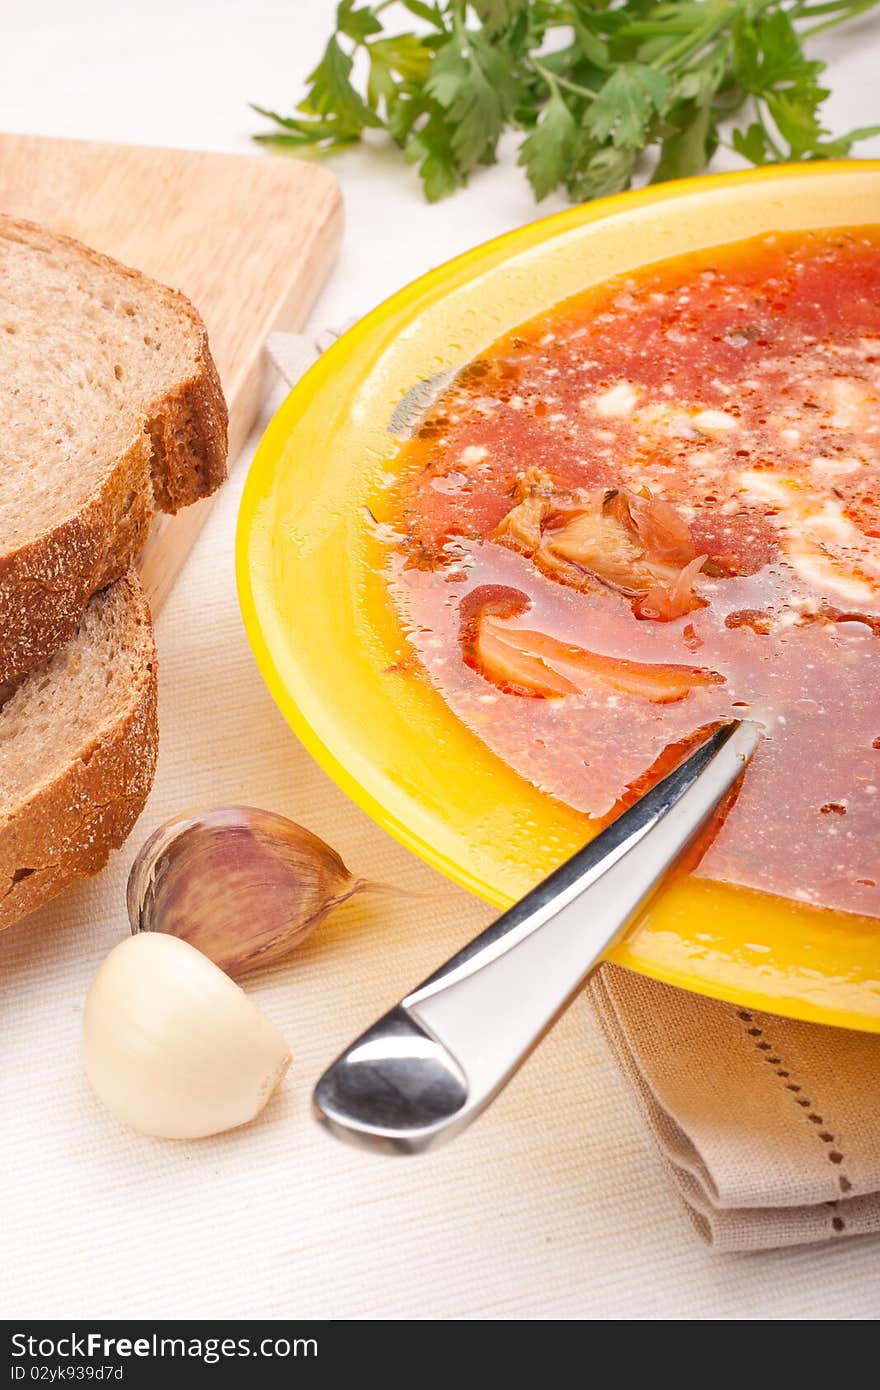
588,964,880,1251
269,328,880,1255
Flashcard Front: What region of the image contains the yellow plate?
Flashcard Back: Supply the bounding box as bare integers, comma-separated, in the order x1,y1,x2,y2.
237,162,880,1032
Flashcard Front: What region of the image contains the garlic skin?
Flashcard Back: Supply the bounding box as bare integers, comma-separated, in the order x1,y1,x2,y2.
83,933,292,1139
128,806,362,979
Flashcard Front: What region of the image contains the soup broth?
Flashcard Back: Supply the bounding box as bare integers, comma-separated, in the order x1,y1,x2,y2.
386,229,880,918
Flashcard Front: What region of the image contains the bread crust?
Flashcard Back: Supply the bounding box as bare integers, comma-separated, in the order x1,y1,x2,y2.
0,216,228,683
0,433,154,682
147,342,228,512
0,573,159,932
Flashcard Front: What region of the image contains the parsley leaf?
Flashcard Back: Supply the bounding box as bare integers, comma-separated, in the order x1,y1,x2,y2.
569,144,639,201
401,1,447,26
405,108,464,200
586,64,670,150
301,34,383,132
652,100,717,182
426,30,519,168
368,33,433,107
518,84,577,200
471,0,530,35
336,0,382,43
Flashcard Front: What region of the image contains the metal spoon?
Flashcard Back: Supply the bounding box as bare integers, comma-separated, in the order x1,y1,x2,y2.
313,719,759,1155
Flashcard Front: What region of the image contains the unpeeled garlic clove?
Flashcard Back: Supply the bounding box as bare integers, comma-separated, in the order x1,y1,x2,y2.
83,933,292,1139
127,806,363,978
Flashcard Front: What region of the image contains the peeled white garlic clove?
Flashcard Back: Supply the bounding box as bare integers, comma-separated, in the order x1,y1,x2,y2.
83,933,292,1140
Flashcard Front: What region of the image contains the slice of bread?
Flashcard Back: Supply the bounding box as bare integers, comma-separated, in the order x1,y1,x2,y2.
0,571,157,932
0,216,227,683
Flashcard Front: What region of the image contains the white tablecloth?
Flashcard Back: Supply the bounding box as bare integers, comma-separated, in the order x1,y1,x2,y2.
3,0,880,1321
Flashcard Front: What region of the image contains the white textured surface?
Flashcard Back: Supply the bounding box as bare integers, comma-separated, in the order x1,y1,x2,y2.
2,0,880,1321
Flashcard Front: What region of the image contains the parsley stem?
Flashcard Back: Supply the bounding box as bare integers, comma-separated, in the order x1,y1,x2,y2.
800,0,880,33
451,0,467,46
655,11,737,70
792,0,870,14
757,104,787,161
655,0,784,70
530,58,598,101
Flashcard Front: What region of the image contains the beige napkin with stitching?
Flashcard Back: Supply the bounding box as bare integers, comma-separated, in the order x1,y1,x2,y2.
588,964,880,1251
271,329,880,1256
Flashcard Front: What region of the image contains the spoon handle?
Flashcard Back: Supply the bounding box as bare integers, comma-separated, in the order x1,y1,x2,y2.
313,719,759,1155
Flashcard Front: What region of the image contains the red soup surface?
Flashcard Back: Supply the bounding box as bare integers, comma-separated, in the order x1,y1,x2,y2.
385,229,880,918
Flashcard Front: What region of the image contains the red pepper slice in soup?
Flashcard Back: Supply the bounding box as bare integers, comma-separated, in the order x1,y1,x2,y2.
462,585,721,702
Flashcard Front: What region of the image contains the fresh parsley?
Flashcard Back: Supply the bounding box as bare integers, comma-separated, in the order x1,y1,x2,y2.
253,0,880,202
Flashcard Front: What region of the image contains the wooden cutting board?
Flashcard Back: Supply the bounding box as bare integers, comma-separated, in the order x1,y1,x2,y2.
0,132,342,611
